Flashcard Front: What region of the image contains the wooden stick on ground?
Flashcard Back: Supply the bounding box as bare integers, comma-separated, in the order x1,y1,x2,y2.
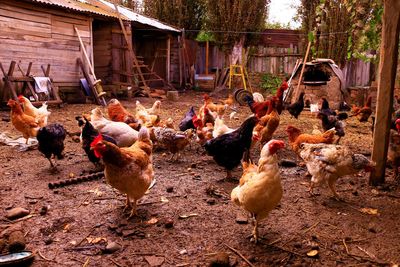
342,239,350,254
110,259,124,267
224,243,255,267
303,221,320,234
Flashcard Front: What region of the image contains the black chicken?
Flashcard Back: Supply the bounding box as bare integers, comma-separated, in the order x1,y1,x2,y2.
36,123,66,168
317,112,346,144
76,116,116,166
179,106,196,131
204,116,258,180
320,98,337,116
286,92,305,119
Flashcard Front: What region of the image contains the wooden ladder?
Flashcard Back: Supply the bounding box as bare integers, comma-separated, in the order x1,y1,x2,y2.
228,64,252,92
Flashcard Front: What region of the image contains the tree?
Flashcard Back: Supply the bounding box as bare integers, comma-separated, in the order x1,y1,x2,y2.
204,0,270,63
143,0,205,38
298,0,382,67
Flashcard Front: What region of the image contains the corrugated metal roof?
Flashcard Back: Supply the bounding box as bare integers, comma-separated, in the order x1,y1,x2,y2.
98,0,181,32
27,0,181,32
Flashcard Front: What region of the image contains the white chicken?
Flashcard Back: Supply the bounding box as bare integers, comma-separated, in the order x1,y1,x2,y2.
18,95,51,127
212,117,235,138
90,107,138,147
299,143,375,200
136,100,161,115
231,139,285,243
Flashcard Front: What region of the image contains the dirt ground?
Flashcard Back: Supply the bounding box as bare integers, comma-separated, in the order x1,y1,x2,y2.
0,91,399,267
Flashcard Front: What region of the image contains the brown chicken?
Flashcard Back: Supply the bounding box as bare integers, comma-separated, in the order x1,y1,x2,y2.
286,125,336,153
352,96,373,122
18,95,51,127
253,98,280,146
200,94,227,117
107,99,140,130
231,140,285,242
7,99,39,143
220,94,235,106
149,127,193,161
90,127,154,218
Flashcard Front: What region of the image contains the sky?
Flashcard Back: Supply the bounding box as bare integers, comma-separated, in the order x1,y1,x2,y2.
267,0,301,29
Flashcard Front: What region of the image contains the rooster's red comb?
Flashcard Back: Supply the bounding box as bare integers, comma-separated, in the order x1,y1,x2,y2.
90,134,103,147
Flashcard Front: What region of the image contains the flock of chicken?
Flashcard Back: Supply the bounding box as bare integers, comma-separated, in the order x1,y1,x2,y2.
5,83,400,242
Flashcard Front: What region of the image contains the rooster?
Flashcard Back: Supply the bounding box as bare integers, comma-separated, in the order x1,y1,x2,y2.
320,97,336,116
7,99,39,143
243,95,271,118
107,99,140,130
285,92,305,119
90,107,138,147
76,116,116,167
286,125,336,153
17,95,51,127
149,127,193,161
90,127,154,218
204,116,258,180
231,140,285,243
275,80,288,114
299,143,375,200
36,123,66,168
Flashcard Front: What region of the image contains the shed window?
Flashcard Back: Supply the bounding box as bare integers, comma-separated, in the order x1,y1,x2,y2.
303,65,331,85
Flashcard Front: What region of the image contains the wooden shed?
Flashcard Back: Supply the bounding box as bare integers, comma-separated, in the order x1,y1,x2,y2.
289,58,346,109
0,0,181,104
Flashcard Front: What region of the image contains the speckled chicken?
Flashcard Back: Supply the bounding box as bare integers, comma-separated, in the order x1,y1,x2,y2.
299,143,375,200
149,127,193,161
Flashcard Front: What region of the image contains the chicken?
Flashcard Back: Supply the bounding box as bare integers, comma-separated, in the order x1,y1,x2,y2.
243,95,271,118
352,96,373,122
253,99,280,146
90,127,154,218
317,112,346,144
275,80,288,114
299,143,375,199
320,97,336,116
199,95,227,118
161,117,174,129
339,101,351,112
388,121,400,179
135,100,161,126
76,116,116,167
18,95,51,127
231,140,285,243
285,92,305,119
212,117,235,138
286,125,336,153
179,106,196,131
36,123,66,168
7,99,39,143
136,100,161,115
193,117,214,146
149,127,193,161
220,94,235,106
90,107,138,147
107,99,140,130
204,116,258,180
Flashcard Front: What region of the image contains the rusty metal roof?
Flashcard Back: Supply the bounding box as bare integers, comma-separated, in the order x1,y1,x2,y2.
26,0,180,32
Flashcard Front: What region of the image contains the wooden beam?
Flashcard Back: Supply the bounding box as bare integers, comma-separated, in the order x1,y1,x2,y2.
205,40,209,75
166,35,171,82
293,41,311,101
370,0,400,185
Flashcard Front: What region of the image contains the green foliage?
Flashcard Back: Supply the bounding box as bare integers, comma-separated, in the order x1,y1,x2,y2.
204,0,270,51
143,0,206,38
265,21,291,30
196,31,215,42
260,73,281,95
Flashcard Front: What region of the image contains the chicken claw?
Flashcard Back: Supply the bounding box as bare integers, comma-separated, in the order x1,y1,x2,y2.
128,201,137,218
122,196,132,212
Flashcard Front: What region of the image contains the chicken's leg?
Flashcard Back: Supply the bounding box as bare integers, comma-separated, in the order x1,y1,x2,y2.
251,215,259,243
328,180,341,201
335,136,342,145
47,158,55,168
128,201,137,218
123,195,131,212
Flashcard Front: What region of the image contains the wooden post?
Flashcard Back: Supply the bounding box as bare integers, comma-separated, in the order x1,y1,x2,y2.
205,40,209,75
293,41,311,101
369,0,400,185
166,35,171,82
